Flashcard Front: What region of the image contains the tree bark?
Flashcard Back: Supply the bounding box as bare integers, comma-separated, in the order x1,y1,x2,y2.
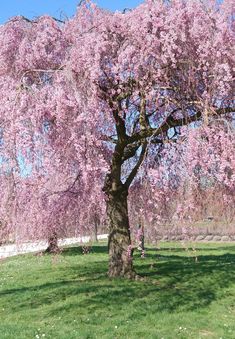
45,232,59,254
102,104,137,278
106,187,135,278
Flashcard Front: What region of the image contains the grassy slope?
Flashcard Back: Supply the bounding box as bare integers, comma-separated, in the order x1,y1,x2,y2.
0,242,235,339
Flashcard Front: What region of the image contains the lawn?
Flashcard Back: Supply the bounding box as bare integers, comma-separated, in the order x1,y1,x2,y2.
0,242,235,339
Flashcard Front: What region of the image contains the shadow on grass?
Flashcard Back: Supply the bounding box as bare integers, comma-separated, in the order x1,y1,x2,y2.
145,245,235,253
1,245,235,318
61,245,108,256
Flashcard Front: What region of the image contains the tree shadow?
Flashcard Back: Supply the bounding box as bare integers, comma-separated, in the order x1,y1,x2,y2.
1,246,235,319
145,245,235,253
61,245,108,256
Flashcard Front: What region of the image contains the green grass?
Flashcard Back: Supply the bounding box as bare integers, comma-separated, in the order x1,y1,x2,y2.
0,242,235,339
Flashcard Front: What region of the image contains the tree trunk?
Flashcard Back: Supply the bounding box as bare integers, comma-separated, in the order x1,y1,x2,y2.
45,232,59,254
107,188,135,278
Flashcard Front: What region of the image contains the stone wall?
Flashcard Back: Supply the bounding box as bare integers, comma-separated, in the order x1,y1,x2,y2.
157,234,235,242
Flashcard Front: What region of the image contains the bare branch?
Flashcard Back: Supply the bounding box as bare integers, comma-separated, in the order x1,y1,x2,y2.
51,17,65,24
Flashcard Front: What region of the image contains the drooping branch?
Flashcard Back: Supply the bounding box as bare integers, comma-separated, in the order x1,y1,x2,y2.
45,173,81,198
8,15,65,24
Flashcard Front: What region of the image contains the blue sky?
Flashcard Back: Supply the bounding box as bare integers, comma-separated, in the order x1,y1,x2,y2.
0,0,144,24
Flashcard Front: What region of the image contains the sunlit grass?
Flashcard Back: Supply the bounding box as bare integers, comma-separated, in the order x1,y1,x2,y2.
0,242,235,338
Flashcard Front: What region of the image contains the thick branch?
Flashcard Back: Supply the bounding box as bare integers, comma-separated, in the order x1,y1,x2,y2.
121,142,141,163
128,107,234,144
124,142,147,188
112,109,127,142
139,93,149,130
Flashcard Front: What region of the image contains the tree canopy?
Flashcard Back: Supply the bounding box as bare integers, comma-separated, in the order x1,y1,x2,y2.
0,0,234,277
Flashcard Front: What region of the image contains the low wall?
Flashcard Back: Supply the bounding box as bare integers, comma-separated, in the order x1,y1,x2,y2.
156,234,235,242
